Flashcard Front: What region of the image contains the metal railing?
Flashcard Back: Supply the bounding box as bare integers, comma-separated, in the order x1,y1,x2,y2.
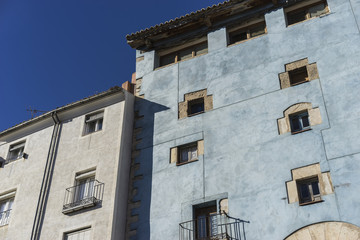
62,180,104,214
179,212,249,240
0,209,11,226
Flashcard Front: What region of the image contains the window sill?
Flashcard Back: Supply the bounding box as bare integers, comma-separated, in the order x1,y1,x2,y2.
176,159,198,166
290,80,309,87
227,33,267,47
299,199,323,206
155,52,208,70
187,111,205,118
82,129,103,137
291,128,312,135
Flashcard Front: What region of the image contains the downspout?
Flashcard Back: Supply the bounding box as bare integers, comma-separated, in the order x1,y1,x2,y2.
31,112,61,240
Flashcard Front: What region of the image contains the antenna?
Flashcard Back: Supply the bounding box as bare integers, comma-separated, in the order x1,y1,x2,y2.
26,106,47,119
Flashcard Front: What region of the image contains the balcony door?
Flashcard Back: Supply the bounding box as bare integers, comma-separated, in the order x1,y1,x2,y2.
194,203,217,240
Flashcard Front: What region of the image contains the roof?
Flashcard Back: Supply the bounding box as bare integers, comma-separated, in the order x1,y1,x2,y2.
126,0,278,49
0,86,124,138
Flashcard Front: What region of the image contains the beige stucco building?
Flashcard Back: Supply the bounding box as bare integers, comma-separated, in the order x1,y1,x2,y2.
0,87,134,240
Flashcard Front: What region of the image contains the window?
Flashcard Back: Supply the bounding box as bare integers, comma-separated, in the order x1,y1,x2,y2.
297,177,321,205
289,66,309,86
0,198,14,226
64,227,92,240
228,21,266,45
7,141,25,162
158,41,208,68
193,201,217,239
285,0,329,26
289,111,311,133
188,98,205,116
63,169,104,214
178,143,198,165
84,111,103,135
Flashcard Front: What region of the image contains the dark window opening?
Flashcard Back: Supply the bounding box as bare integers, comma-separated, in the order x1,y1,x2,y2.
188,98,205,116
297,177,321,204
289,111,311,133
158,42,208,68
228,21,266,45
178,143,198,165
193,201,217,239
286,1,328,26
289,66,309,86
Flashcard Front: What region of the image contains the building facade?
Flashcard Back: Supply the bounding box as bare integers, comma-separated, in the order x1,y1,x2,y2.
0,87,134,239
126,0,360,239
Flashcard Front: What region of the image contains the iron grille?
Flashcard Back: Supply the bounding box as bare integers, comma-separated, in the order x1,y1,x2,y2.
62,180,104,214
0,209,11,226
179,212,249,240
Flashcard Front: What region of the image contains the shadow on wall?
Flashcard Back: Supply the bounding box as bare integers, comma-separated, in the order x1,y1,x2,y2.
127,97,169,240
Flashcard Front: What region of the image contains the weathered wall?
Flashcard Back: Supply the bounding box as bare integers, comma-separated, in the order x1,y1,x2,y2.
131,0,360,239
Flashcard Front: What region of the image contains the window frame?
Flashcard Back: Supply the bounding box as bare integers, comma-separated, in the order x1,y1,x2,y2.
289,111,311,134
157,39,208,69
227,20,267,46
83,111,104,135
285,0,329,26
187,98,205,117
289,66,309,86
0,196,15,227
296,176,322,205
177,142,198,166
6,141,26,163
63,227,92,240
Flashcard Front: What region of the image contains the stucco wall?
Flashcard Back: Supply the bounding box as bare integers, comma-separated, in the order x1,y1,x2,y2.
131,0,360,239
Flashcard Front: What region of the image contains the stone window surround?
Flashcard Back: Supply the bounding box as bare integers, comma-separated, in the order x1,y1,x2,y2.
277,102,322,135
286,163,334,205
170,140,204,166
279,58,319,89
178,89,213,119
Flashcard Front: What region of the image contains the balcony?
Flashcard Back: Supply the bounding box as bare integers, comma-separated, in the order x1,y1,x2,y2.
0,209,11,226
62,180,104,214
179,213,249,240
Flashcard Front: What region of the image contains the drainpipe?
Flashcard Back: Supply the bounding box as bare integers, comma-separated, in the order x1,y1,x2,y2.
31,112,61,240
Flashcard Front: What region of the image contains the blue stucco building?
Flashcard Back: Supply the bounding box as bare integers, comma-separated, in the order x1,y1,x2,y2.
125,0,360,239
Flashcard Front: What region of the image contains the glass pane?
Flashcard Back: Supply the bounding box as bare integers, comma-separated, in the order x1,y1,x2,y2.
229,31,247,44
299,184,310,199
291,117,301,131
301,115,310,128
289,67,308,85
189,101,204,115
312,181,320,195
179,48,193,61
250,25,265,38
197,215,207,238
309,3,327,18
190,147,198,160
287,9,307,25
97,119,103,131
87,122,96,133
180,149,189,162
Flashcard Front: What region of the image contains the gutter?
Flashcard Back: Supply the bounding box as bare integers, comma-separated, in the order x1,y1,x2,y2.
31,112,62,240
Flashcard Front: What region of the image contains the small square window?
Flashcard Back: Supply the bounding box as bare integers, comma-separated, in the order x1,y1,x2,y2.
297,177,321,205
188,98,205,117
178,143,198,165
0,197,14,226
289,66,309,86
289,111,311,133
7,141,25,162
84,112,103,135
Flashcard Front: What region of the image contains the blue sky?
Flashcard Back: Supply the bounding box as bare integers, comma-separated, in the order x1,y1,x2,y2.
0,0,222,132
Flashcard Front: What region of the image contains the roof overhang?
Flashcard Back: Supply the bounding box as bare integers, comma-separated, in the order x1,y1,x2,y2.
126,0,282,50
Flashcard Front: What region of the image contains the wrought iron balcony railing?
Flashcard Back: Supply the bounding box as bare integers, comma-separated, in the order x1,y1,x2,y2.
0,209,11,226
179,212,249,240
62,180,104,214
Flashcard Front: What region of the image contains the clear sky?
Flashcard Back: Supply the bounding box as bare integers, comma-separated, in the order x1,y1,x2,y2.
0,0,223,132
